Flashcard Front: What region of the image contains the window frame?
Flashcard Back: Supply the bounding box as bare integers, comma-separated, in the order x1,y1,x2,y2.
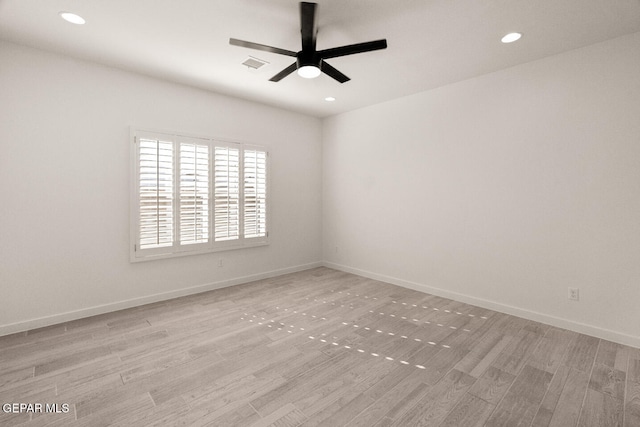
130,128,270,262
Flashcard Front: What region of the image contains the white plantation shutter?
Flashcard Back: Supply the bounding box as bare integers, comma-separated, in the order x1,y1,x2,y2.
214,146,240,242
179,141,209,245
138,137,174,249
243,149,267,239
132,129,268,261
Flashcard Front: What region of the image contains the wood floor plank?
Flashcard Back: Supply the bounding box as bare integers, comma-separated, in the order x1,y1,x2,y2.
372,416,394,427
192,402,261,427
528,327,577,374
467,366,516,405
439,393,496,427
545,367,590,427
346,369,428,426
74,391,156,426
454,331,510,377
564,334,600,373
187,374,287,420
628,349,640,384
0,366,34,389
625,381,640,427
595,340,630,371
578,389,624,427
485,364,553,427
0,267,636,426
589,363,626,400
164,348,293,408
361,365,414,401
260,349,331,381
531,364,572,427
0,328,99,372
250,351,357,416
17,409,76,427
249,403,307,427
414,346,471,386
0,381,57,406
120,349,203,384
491,328,543,376
107,329,170,354
293,356,386,417
392,369,476,426
0,411,30,427
301,390,374,427
380,380,432,422
111,397,190,427
467,335,513,379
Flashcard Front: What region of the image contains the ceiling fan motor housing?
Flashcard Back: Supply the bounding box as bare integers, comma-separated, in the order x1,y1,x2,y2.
296,51,321,69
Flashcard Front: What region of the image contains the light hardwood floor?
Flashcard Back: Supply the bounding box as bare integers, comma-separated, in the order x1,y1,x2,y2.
0,267,638,426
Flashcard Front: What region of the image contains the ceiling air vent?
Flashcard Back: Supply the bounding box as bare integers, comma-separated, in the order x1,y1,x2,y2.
242,56,269,70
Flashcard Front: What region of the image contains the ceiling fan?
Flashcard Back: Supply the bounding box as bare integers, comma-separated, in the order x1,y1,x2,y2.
229,2,387,83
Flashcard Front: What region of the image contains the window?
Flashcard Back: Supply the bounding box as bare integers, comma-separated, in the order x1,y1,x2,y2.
131,130,268,261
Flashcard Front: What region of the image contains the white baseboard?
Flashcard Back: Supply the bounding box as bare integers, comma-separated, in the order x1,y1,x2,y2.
0,261,323,337
323,261,640,349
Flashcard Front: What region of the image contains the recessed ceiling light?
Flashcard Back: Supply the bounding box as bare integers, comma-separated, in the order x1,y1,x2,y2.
501,32,522,43
59,12,86,25
325,97,336,102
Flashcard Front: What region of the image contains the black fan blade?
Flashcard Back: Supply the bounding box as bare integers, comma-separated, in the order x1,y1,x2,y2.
318,39,387,59
269,62,298,82
229,38,297,57
321,61,350,83
300,2,318,52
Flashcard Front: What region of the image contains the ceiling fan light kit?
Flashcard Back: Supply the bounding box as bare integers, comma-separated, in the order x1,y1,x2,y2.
298,65,321,79
229,2,387,83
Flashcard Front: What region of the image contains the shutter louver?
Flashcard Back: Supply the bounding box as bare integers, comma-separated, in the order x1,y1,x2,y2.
138,138,174,249
243,149,267,239
214,146,240,241
180,142,209,245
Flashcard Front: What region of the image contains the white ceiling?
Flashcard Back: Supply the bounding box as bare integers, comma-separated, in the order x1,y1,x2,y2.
2,0,640,118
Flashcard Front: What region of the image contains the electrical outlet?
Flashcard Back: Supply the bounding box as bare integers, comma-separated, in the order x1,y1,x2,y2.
218,258,224,268
568,287,579,301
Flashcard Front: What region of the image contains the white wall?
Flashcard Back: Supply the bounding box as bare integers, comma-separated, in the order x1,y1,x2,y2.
0,41,323,334
323,32,640,347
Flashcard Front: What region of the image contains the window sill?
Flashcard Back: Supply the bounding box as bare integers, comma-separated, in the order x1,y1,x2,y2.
130,240,269,263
